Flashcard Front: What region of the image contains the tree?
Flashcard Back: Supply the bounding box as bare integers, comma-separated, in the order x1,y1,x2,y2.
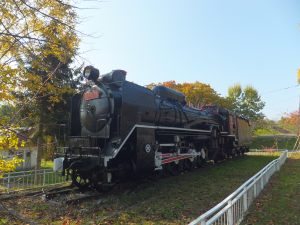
227,84,265,121
19,8,79,169
0,0,80,175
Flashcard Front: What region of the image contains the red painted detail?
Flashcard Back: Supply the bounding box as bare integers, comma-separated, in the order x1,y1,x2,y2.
84,90,100,101
161,153,174,158
162,155,192,164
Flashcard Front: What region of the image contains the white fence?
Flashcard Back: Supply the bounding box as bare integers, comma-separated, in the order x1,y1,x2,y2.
0,169,67,193
189,150,288,225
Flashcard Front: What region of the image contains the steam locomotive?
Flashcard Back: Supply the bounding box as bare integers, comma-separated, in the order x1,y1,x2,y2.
58,66,251,190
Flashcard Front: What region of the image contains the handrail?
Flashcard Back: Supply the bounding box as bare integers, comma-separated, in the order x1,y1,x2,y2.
189,150,288,225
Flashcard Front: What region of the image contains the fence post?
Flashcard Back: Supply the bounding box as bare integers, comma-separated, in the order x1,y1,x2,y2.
253,181,257,198
227,200,233,225
201,220,206,225
7,172,11,192
243,187,248,212
43,170,46,186
276,161,280,171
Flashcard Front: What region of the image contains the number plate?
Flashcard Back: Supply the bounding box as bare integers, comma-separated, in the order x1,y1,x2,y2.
83,90,99,101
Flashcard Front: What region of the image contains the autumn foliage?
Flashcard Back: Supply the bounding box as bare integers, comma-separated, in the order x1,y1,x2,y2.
279,111,300,134
0,0,79,175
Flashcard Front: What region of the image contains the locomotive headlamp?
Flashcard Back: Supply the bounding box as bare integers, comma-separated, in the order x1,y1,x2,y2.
84,67,91,77
83,66,100,82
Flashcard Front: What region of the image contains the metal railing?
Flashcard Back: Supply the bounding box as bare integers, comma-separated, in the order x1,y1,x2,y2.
0,169,67,193
189,150,288,225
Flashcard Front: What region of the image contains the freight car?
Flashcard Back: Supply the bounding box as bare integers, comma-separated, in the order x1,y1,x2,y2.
58,66,251,190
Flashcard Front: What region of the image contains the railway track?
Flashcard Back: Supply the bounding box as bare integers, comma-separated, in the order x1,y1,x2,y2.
42,175,165,205
0,177,145,206
0,184,72,201
43,188,103,205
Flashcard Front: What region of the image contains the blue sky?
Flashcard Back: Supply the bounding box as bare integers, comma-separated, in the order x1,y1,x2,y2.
76,0,300,120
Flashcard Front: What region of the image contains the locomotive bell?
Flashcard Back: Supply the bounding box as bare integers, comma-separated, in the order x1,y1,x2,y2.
83,66,99,82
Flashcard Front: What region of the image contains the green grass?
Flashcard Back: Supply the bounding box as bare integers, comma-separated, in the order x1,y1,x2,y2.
242,152,300,225
103,155,276,225
250,135,297,150
41,159,54,169
1,155,277,224
253,128,280,136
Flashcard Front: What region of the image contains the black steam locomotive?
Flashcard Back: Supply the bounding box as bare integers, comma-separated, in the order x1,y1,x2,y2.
59,66,251,190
